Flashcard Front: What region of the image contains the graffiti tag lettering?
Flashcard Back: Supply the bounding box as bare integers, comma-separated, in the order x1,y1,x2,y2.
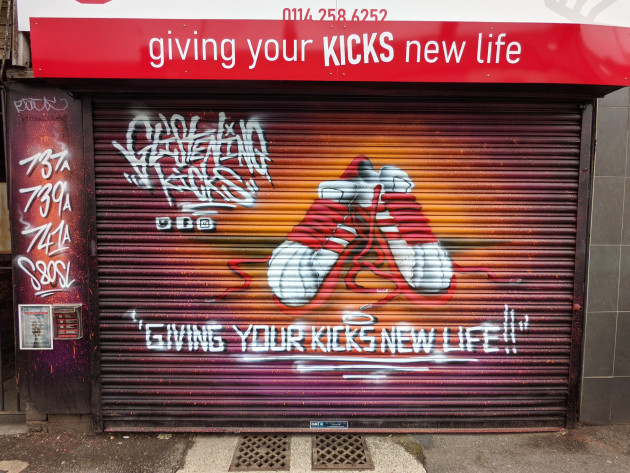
13,97,69,114
19,149,70,178
127,306,530,379
17,148,75,298
20,221,72,256
17,256,75,298
20,181,72,218
127,310,226,352
113,112,272,220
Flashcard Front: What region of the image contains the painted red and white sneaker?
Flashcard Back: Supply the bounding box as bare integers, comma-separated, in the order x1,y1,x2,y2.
268,157,453,306
267,157,371,306
376,167,453,292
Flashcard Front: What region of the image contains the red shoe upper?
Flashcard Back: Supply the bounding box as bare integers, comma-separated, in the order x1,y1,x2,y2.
381,193,438,245
287,199,349,251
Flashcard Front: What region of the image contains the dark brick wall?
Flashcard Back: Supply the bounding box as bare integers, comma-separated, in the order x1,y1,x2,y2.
581,87,630,424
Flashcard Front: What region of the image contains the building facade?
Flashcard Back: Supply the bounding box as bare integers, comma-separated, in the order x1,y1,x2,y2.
1,1,629,431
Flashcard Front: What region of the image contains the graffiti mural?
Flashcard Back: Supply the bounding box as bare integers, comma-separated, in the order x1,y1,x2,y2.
97,99,581,427
113,112,272,232
268,156,453,309
216,155,516,315
121,153,531,378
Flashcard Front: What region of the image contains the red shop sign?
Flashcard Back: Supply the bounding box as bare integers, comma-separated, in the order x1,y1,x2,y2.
30,18,630,85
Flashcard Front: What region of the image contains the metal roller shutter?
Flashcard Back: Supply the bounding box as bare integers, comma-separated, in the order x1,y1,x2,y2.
93,90,587,431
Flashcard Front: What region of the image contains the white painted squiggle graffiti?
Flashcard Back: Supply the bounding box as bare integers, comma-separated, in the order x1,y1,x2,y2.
17,148,75,298
113,112,272,216
14,97,69,113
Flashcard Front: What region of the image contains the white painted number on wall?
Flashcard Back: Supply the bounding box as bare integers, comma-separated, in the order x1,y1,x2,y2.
17,148,75,298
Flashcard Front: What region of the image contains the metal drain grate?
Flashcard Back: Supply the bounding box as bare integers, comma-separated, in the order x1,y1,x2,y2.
312,433,374,470
229,434,291,471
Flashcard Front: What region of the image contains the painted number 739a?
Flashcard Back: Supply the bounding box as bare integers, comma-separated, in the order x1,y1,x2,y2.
20,181,72,218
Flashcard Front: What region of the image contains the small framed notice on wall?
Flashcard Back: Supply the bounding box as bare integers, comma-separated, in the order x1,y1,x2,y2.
19,304,53,350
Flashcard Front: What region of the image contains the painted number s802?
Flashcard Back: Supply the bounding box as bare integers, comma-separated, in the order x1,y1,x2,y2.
282,8,387,21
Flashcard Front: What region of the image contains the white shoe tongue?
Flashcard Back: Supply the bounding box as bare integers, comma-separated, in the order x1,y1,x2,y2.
357,158,378,180
379,165,414,193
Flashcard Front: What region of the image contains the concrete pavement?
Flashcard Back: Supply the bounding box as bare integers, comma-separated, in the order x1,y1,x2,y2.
0,430,192,473
0,423,629,472
422,425,630,473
